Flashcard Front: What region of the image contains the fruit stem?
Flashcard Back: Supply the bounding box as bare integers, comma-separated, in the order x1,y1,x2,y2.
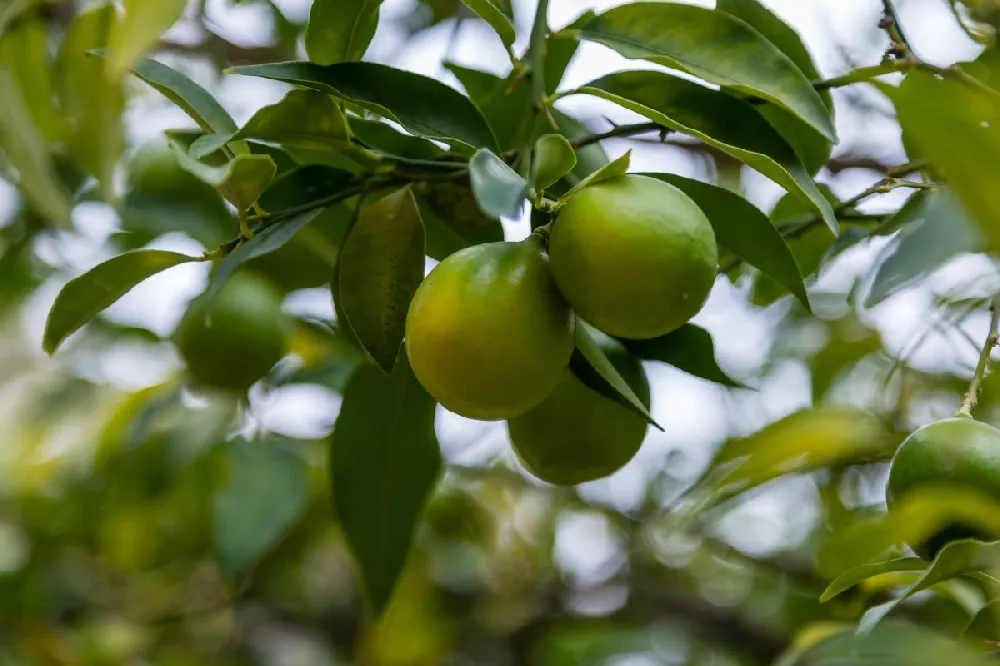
958,299,1000,417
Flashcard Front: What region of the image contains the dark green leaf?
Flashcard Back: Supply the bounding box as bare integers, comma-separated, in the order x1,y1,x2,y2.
577,71,837,233
306,0,384,65
819,557,926,603
213,440,309,579
867,191,983,307
621,323,745,388
350,118,444,160
332,355,442,614
572,321,662,431
417,192,504,261
278,358,362,393
643,173,809,310
469,149,528,219
531,134,577,191
557,150,630,204
577,2,835,141
860,540,1000,633
338,188,426,373
227,61,499,154
258,165,357,212
716,0,833,173
44,250,199,354
460,0,515,46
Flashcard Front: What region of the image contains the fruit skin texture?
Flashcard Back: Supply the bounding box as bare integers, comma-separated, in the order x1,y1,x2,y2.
405,236,574,421
548,175,718,340
507,333,650,486
887,417,1000,558
174,273,289,393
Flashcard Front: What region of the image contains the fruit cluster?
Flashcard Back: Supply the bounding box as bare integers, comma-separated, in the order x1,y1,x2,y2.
405,174,718,485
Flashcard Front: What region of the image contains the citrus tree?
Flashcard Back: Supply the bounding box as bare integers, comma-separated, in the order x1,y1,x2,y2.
5,0,1000,663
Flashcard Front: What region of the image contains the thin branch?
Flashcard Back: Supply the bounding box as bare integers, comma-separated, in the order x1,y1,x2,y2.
569,121,667,149
958,300,1000,417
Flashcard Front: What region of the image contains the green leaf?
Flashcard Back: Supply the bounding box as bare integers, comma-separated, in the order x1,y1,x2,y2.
43,250,199,354
551,110,609,182
258,165,358,212
880,72,1000,249
339,188,426,374
531,134,577,191
620,324,744,389
558,150,631,205
417,191,505,261
577,2,835,142
0,18,62,142
212,440,309,580
350,117,444,160
111,55,239,135
306,0,384,65
227,61,499,154
716,0,833,173
859,540,1000,634
572,321,662,431
332,355,442,615
576,71,837,233
0,68,73,227
170,145,276,213
867,191,984,307
643,173,809,310
468,149,528,219
962,599,1000,648
819,557,927,603
55,4,124,198
107,0,187,78
460,0,515,46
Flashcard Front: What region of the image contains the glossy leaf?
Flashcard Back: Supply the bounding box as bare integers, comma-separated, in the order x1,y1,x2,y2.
859,540,1000,634
644,173,809,310
572,321,662,431
44,250,199,354
578,71,837,233
621,324,744,388
332,356,442,614
107,0,187,78
716,0,833,173
469,149,528,219
0,69,72,227
531,134,577,191
170,145,276,213
351,117,443,160
460,0,515,46
212,440,309,579
339,188,425,374
820,557,927,603
558,150,631,205
306,0,384,65
227,61,499,154
577,2,835,141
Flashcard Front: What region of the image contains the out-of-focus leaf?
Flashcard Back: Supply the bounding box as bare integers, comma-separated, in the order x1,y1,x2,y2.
44,250,200,354
859,540,1000,633
228,61,499,154
306,0,384,65
962,599,1000,649
811,318,881,400
621,324,745,388
866,191,983,307
571,321,661,430
531,134,577,191
332,356,442,614
55,4,123,198
459,0,515,46
716,0,833,173
170,145,276,213
820,557,926,603
557,151,630,204
213,440,309,579
577,3,835,141
645,173,809,310
338,188,425,373
793,621,996,666
107,0,187,78
0,18,61,141
577,71,837,233
468,149,528,219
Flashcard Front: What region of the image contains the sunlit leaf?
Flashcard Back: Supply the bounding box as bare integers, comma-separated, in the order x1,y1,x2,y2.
107,0,187,78
459,0,515,46
468,149,528,219
44,250,200,354
306,0,384,65
557,150,630,205
0,18,62,141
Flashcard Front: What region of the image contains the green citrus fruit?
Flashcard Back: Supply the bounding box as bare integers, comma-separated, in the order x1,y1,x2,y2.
507,332,650,485
548,175,718,340
174,273,289,393
405,236,574,420
887,417,1000,558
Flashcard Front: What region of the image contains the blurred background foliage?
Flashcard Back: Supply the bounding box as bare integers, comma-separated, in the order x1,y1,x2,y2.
3,0,1000,664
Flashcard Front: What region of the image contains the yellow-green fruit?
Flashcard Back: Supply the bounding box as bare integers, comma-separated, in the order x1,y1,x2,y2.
507,333,650,486
405,236,574,420
549,175,718,340
887,417,1000,558
174,273,289,392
